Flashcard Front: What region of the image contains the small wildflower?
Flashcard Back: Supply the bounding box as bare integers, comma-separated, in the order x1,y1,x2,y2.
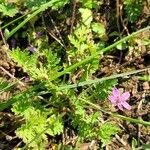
35,32,42,38
24,76,30,82
28,45,37,53
108,87,131,111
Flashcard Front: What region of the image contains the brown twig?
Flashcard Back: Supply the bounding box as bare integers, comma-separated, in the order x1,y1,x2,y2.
116,0,121,35
70,0,77,34
0,66,25,86
120,1,129,35
48,14,66,49
45,28,65,48
0,29,7,46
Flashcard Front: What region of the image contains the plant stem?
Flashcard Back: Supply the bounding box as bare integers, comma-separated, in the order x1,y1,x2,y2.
1,10,32,29
57,68,149,90
49,26,150,81
0,85,41,111
80,98,150,126
5,1,53,40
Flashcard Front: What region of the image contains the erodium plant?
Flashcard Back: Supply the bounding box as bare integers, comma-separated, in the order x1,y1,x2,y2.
0,0,150,149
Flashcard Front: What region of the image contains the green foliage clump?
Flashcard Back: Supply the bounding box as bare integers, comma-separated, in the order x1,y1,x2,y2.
12,94,63,149
9,48,61,80
98,122,119,146
68,8,106,77
93,79,118,100
1,0,149,149
123,0,144,23
5,4,119,147
67,82,119,143
0,3,18,17
0,78,11,92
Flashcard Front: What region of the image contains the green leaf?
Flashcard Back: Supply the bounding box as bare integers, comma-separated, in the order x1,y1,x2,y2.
142,144,150,150
0,78,10,92
15,107,48,149
81,0,95,9
79,8,93,26
14,105,63,149
138,75,150,81
25,0,70,10
116,42,127,50
93,79,118,101
25,0,47,9
9,48,62,80
46,115,63,136
0,3,18,17
68,35,80,49
0,78,16,95
98,122,119,145
132,138,138,149
91,22,106,37
9,48,37,73
124,2,143,23
108,31,120,37
0,85,40,111
80,0,103,9
4,28,10,39
50,0,70,10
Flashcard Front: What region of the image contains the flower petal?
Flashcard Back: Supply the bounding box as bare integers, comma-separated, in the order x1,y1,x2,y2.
121,101,131,110
117,103,123,111
109,95,117,105
28,45,37,53
112,87,120,97
121,92,130,101
35,32,42,38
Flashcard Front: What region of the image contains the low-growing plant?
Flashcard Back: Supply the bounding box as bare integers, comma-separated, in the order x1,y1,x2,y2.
123,0,144,23
0,0,150,149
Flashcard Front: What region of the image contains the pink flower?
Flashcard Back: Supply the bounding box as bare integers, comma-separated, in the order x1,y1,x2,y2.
24,76,30,82
35,32,42,38
109,87,131,111
28,44,37,53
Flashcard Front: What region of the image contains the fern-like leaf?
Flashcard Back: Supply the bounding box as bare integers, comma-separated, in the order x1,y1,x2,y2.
93,79,118,101
0,78,12,92
98,122,119,146
124,0,143,23
0,3,18,17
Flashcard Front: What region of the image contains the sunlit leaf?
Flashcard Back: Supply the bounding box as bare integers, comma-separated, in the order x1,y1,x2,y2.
79,8,92,26
0,3,18,17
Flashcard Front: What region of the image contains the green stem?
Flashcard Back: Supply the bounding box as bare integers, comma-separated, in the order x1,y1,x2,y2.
80,98,150,126
138,75,150,81
0,85,41,111
5,1,53,40
111,113,150,126
1,10,32,29
49,26,150,81
57,68,148,90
